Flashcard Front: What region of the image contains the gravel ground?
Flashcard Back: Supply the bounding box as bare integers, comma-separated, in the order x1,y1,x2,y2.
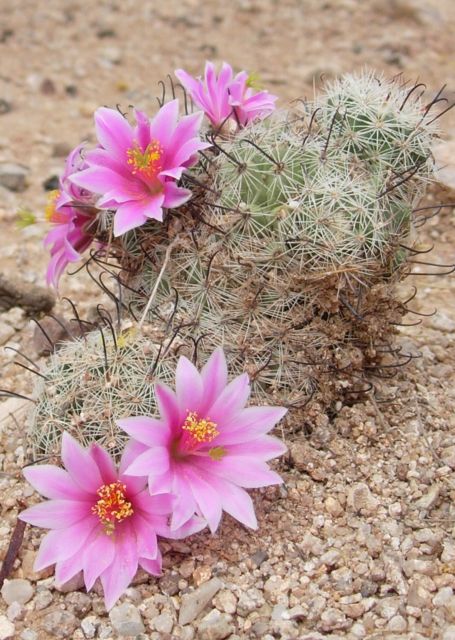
0,1,455,638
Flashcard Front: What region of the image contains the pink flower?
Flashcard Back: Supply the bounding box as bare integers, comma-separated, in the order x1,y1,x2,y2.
118,348,287,534
20,433,204,610
70,101,210,236
175,62,278,129
44,144,97,287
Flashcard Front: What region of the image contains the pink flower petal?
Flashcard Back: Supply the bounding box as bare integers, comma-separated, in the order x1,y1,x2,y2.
199,347,228,414
89,444,117,484
224,435,287,460
113,196,164,236
100,521,138,609
20,499,91,529
209,475,258,529
54,555,83,587
70,167,132,197
134,491,173,516
61,433,103,493
193,456,283,488
155,383,180,429
170,470,197,530
117,416,170,447
139,550,162,577
125,447,170,477
132,513,158,559
214,406,287,445
82,529,116,591
175,356,204,416
149,99,179,149
165,515,207,539
119,440,148,495
94,107,133,157
206,372,251,423
34,516,98,570
23,465,91,501
186,468,222,533
162,182,192,208
148,470,173,495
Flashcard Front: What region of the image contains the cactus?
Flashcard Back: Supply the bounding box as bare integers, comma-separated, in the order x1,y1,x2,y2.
30,71,443,444
316,71,436,199
103,70,440,413
28,326,179,461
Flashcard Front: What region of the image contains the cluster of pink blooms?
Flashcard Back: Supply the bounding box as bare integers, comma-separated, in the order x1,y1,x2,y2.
21,349,287,609
43,62,277,287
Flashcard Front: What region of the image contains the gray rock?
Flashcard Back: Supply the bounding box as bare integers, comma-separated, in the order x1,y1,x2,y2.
0,163,28,192
442,540,455,563
443,625,455,640
407,580,431,608
415,484,440,511
0,273,55,314
6,602,23,622
97,624,114,639
152,612,174,633
347,482,378,514
159,572,180,596
0,321,15,346
318,607,348,632
40,611,78,638
0,616,14,640
213,589,237,614
1,579,34,605
429,313,455,333
433,587,453,607
109,603,145,636
237,587,266,615
34,589,53,610
434,140,455,193
80,616,99,638
250,549,269,567
178,577,223,625
196,610,234,640
64,592,92,616
53,572,85,593
442,445,455,470
20,631,38,640
388,615,407,632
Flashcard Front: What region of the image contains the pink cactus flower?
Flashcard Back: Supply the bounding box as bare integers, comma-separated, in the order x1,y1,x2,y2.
118,348,287,534
20,433,204,610
175,62,278,129
44,145,97,287
70,101,210,236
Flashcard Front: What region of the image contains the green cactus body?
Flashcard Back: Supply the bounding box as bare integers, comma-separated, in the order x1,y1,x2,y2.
28,328,177,461
118,71,436,409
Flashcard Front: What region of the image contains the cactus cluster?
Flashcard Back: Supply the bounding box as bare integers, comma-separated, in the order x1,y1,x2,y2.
28,69,444,455
117,72,437,408
28,327,178,461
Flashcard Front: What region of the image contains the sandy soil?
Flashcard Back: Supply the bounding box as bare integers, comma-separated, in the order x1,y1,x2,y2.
0,1,455,638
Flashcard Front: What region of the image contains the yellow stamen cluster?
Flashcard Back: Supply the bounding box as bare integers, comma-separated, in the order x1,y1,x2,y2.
127,140,163,179
208,446,227,461
44,190,61,223
246,71,262,90
182,411,219,444
92,481,133,535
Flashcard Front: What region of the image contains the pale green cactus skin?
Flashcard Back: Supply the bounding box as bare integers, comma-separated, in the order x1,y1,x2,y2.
115,72,438,411
28,328,178,461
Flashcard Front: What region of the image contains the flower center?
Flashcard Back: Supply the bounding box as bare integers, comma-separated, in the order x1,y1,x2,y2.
45,190,67,224
127,140,163,180
92,481,133,535
182,411,219,445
